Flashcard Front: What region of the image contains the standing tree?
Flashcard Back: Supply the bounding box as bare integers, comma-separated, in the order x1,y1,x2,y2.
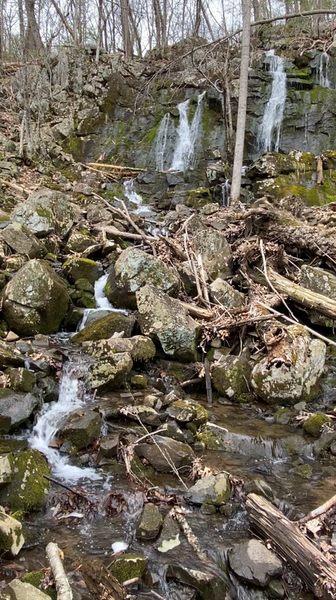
230,0,251,204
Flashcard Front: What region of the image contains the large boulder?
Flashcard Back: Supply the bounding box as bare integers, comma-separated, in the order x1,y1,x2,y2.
251,325,326,405
191,228,232,281
1,223,46,259
62,257,103,284
57,409,102,450
104,247,180,309
135,435,194,472
12,187,80,238
87,351,133,390
0,508,24,555
300,264,336,326
3,260,70,335
0,390,40,433
136,285,201,362
184,473,231,507
0,341,25,369
83,335,156,361
211,354,252,401
72,312,135,344
0,450,51,512
228,539,283,586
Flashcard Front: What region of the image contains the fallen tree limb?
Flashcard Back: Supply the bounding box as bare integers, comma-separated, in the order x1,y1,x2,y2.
179,300,213,319
86,162,145,172
0,177,29,197
300,493,336,524
46,542,73,600
246,493,336,599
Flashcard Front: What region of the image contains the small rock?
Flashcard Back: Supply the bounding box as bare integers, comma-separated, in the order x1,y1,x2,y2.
99,434,119,458
244,478,274,501
156,515,181,553
136,435,194,472
110,553,147,583
291,463,313,479
37,376,59,402
63,257,103,284
0,455,13,487
229,539,283,586
5,579,49,600
131,374,148,389
5,332,19,342
303,413,332,438
0,390,40,433
167,563,229,600
210,278,245,309
0,508,24,555
1,223,46,259
122,405,161,426
72,313,135,344
268,579,285,598
166,400,197,422
274,408,292,425
185,473,231,506
136,503,163,540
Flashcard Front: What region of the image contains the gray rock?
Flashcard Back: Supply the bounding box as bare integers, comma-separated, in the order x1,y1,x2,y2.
229,539,283,586
87,352,133,390
82,335,155,361
156,515,181,553
185,473,231,506
63,257,103,284
104,247,180,309
211,354,252,401
210,278,245,309
0,341,24,369
64,231,95,253
0,508,24,555
0,456,13,487
72,312,135,344
121,405,161,426
7,368,36,393
244,478,274,501
1,223,46,259
300,264,336,327
160,421,185,442
58,409,102,450
80,309,111,327
191,228,232,280
166,400,208,425
3,260,70,336
99,434,119,457
37,376,59,402
0,391,40,433
136,285,201,362
167,563,229,600
5,579,49,600
136,503,163,540
136,435,194,472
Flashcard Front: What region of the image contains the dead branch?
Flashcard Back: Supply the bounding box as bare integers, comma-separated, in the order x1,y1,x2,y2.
0,177,29,197
299,493,336,524
46,542,73,600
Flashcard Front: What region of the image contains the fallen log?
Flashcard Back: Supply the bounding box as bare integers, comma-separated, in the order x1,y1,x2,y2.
0,177,29,197
46,542,73,600
246,493,336,599
81,557,124,600
86,162,146,172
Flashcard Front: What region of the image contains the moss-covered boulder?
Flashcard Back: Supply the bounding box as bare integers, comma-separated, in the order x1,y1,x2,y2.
57,409,102,450
1,223,46,259
82,335,155,361
136,503,163,540
3,260,70,335
62,257,103,284
110,553,147,584
210,278,245,309
0,450,51,512
0,390,40,433
72,312,135,344
251,326,326,405
0,507,24,555
166,400,208,425
136,285,201,362
191,228,232,281
0,341,24,369
185,188,212,209
185,473,231,507
104,247,180,309
87,352,133,390
7,368,36,393
12,187,80,238
303,413,332,437
211,355,252,401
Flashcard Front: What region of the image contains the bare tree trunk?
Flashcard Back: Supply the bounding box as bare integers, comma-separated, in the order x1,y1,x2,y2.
96,0,103,61
121,0,132,56
194,0,202,35
252,0,260,21
49,0,75,41
230,0,251,204
24,0,44,53
129,7,142,57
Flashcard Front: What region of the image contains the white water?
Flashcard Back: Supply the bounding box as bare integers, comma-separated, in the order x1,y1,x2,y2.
221,179,231,207
29,359,101,482
171,91,206,172
78,273,128,331
123,178,142,206
155,113,171,171
319,52,331,88
258,50,287,153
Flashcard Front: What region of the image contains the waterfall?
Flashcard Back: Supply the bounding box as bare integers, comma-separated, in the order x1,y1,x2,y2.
155,113,171,171
221,180,231,207
78,273,128,331
319,52,331,88
258,50,287,153
171,91,206,172
123,178,143,206
29,358,101,482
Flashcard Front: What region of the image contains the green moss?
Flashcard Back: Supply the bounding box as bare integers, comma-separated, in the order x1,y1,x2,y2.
293,463,313,479
22,571,57,599
196,428,222,450
0,450,51,512
110,553,147,583
36,207,52,219
72,312,134,344
303,413,332,438
63,134,84,161
185,188,212,209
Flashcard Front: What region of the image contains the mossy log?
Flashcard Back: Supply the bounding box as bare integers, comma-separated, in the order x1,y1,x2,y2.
246,493,336,599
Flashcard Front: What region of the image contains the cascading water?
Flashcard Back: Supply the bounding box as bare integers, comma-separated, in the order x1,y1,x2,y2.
29,357,101,481
221,180,231,207
155,113,171,171
78,273,128,331
319,52,331,88
171,91,206,172
123,178,143,207
257,50,287,153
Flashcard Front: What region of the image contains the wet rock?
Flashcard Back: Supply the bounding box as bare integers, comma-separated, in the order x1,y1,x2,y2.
229,539,283,586
12,187,80,238
3,260,70,336
58,409,102,450
156,514,181,553
104,247,180,309
0,438,28,454
87,352,133,390
167,563,229,600
167,400,208,425
0,508,24,555
82,334,155,360
185,187,212,208
99,433,119,457
210,278,245,309
191,228,232,280
110,553,147,583
135,435,194,472
7,368,36,393
0,449,50,512
274,408,292,425
244,478,274,501
268,579,285,599
37,376,59,402
0,455,13,486
72,312,135,344
136,503,163,540
0,341,24,369
314,430,336,456
185,473,231,506
122,405,161,426
211,354,252,401
1,223,46,259
136,285,201,362
63,257,103,284
291,463,313,479
160,421,185,442
5,579,49,600
303,413,332,437
64,230,95,253
0,390,40,433
251,326,326,405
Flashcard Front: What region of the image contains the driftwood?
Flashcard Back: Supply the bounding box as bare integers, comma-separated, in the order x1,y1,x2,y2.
300,493,336,524
81,557,124,600
246,493,336,599
179,300,213,320
46,542,73,600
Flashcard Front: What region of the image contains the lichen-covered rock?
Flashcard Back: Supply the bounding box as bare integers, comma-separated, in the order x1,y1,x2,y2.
0,455,12,487
135,435,194,472
110,553,147,584
121,405,161,426
0,450,50,512
229,539,283,587
82,335,155,361
166,563,229,600
185,187,212,208
251,326,326,405
156,514,181,553
210,278,245,309
104,247,180,309
87,352,133,390
136,503,163,541
64,230,95,253
0,341,24,369
211,354,252,401
5,579,50,600
58,409,102,450
72,312,135,344
185,473,231,506
7,368,36,393
166,400,208,425
3,260,70,335
247,151,314,178
136,285,201,362
0,508,24,555
1,223,46,259
63,257,103,284
301,264,336,326
191,228,232,281
0,390,40,433
12,187,80,238
303,413,332,437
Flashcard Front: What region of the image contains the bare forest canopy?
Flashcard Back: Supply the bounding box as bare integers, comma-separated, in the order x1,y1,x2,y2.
1,0,336,62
